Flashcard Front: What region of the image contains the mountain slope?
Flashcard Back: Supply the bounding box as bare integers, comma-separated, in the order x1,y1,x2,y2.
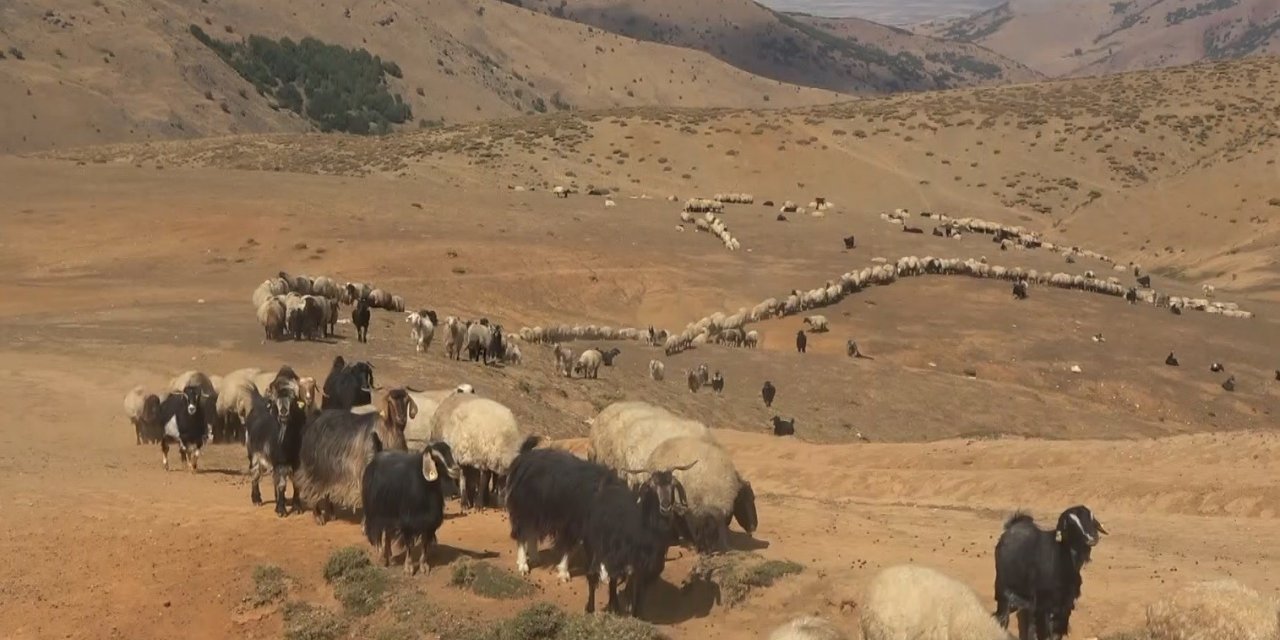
0,0,839,154
923,0,1280,77
503,0,1042,94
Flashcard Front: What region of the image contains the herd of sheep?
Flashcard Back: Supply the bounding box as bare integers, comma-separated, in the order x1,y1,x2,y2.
252,272,405,342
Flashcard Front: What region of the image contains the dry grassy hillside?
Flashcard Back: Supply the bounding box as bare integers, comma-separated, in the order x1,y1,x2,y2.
505,0,1041,93
924,0,1280,77
58,56,1280,295
0,0,838,154
3,50,1280,640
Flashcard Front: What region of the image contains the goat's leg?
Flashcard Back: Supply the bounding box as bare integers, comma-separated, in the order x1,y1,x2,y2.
478,469,491,510
272,468,289,517
161,440,170,471
404,532,417,575
994,590,1011,629
1016,609,1034,640
1033,608,1052,640
288,472,303,513
584,557,599,614
629,575,646,619
381,530,393,568
606,575,621,614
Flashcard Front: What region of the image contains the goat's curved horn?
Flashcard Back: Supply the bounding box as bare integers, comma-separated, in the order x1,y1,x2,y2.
1095,519,1109,535
669,460,698,472
620,468,650,476
405,385,423,393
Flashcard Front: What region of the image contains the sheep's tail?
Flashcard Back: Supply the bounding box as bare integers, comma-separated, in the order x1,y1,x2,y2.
519,435,541,454
1004,511,1035,530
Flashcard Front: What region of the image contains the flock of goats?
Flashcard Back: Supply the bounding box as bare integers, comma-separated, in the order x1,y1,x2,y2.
117,192,1276,639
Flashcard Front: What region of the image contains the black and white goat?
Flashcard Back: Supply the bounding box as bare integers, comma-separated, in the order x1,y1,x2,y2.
245,379,308,516
158,384,211,471
361,439,460,575
582,463,693,618
993,505,1108,640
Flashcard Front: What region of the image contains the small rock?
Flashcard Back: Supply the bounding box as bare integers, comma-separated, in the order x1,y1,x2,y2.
1070,365,1082,373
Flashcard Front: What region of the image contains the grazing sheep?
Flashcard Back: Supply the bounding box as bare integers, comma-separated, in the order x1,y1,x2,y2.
367,288,394,309
257,297,287,341
744,330,760,349
1166,352,1180,366
803,315,829,332
771,416,795,436
362,441,460,575
588,402,711,485
862,565,1014,640
574,349,603,379
646,436,756,552
648,359,665,381
769,617,848,640
795,330,807,353
1143,579,1279,640
994,506,1107,640
1222,376,1236,392
406,311,436,354
761,381,776,407
295,389,416,524
442,316,466,360
123,386,163,445
429,395,539,510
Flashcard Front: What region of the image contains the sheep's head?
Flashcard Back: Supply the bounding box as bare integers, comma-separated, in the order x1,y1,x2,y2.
454,383,475,395
1055,505,1108,551
626,462,697,516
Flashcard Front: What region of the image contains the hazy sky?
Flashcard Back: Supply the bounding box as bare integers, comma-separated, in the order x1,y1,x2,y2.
756,0,1004,25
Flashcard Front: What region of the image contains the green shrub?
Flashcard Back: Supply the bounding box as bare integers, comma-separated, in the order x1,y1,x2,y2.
189,27,411,134
323,546,371,582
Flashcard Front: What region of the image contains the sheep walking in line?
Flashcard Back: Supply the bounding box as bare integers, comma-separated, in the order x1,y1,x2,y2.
861,564,1014,640
406,310,437,354
802,315,829,332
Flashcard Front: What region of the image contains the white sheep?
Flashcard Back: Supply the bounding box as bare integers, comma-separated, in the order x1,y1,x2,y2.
802,315,828,332
406,311,436,354
574,349,603,379
257,297,287,341
1144,580,1279,640
553,186,568,198
430,394,533,509
769,617,848,640
503,342,522,365
588,401,711,487
405,384,474,446
649,359,665,381
604,199,617,208
123,385,162,444
860,564,1013,640
646,435,755,552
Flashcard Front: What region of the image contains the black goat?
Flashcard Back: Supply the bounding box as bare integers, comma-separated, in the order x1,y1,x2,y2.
582,467,689,618
710,371,724,394
505,449,621,582
761,381,776,408
1137,274,1152,289
600,347,622,366
903,224,924,234
352,297,371,343
1165,352,1180,366
158,384,210,471
486,323,506,365
245,381,308,516
1013,280,1029,300
842,235,857,249
1125,287,1138,304
795,330,807,353
296,389,415,524
321,356,375,410
771,416,795,436
994,505,1108,640
362,440,460,575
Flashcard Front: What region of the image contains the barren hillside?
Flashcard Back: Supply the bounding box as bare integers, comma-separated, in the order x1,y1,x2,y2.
923,0,1280,77
0,0,838,154
505,0,1041,94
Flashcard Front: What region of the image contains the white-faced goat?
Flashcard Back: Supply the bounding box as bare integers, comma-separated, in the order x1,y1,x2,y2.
505,448,621,583
294,389,415,524
994,505,1108,640
244,379,308,516
361,440,460,575
582,464,692,618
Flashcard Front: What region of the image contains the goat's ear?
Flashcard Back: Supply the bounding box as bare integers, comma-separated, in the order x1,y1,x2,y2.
422,453,439,482
407,397,418,420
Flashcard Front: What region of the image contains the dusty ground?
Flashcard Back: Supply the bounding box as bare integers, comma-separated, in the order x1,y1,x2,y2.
1,140,1278,640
